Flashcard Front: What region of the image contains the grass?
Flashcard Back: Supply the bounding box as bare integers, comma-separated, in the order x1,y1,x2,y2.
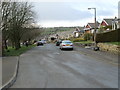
76,41,120,45
105,42,120,45
74,40,93,44
4,45,35,56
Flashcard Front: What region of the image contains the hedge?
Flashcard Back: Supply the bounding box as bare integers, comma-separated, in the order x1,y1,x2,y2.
96,29,120,42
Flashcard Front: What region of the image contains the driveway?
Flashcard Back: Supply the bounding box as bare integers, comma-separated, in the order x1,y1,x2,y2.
11,43,118,88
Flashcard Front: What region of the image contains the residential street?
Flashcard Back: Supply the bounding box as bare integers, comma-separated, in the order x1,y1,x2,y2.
11,43,118,88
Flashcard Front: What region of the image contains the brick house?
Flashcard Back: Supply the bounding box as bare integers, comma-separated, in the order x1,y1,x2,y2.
84,21,100,33
99,19,114,31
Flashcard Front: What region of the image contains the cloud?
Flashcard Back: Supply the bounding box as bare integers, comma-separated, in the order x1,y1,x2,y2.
32,0,119,27
33,2,93,21
119,1,120,18
37,18,94,27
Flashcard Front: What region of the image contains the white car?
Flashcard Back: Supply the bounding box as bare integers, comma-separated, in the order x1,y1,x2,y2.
60,40,73,50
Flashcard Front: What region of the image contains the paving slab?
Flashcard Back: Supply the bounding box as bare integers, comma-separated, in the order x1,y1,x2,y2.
2,56,19,89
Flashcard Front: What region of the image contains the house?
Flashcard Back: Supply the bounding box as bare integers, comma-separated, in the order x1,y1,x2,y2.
99,18,114,31
118,19,120,29
84,21,100,33
73,27,84,38
112,17,120,30
73,28,80,38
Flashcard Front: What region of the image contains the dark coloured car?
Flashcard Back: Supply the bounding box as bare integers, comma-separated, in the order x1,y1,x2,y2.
56,40,62,46
37,41,44,46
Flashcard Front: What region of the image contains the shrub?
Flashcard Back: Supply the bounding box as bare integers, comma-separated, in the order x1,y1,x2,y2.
68,37,84,42
72,38,84,42
84,33,93,41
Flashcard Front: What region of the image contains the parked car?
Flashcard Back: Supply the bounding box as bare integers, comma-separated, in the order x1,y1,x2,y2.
56,40,62,46
37,41,44,46
60,40,73,50
41,40,47,44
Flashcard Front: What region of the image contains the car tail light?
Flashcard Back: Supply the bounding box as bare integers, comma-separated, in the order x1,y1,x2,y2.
62,45,66,46
70,44,73,46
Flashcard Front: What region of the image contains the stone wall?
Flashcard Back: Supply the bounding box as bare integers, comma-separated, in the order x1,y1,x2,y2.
97,43,120,55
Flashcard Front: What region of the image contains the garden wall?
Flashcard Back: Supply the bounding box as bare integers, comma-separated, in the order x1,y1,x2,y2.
97,43,120,55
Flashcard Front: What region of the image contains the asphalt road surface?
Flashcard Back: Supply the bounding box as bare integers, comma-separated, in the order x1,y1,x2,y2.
11,43,118,88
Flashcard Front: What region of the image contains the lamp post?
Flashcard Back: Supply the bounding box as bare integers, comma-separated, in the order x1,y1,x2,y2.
88,8,98,50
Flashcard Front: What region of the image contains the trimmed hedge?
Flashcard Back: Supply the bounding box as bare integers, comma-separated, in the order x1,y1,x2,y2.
96,29,120,42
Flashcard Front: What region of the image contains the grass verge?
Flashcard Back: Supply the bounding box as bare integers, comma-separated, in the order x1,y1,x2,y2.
4,45,35,56
105,42,120,45
74,41,93,44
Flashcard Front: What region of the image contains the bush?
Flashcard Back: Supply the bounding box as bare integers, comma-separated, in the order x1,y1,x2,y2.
84,33,93,41
68,37,84,42
72,38,84,42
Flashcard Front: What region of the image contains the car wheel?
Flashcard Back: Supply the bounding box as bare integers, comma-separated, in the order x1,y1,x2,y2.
60,47,61,49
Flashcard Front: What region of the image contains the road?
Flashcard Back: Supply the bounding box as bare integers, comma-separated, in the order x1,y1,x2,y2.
11,43,118,88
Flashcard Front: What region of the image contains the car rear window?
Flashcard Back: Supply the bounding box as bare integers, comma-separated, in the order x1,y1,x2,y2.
62,42,72,44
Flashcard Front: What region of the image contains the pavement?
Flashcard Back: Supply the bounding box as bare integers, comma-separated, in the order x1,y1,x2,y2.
1,43,119,89
1,56,19,89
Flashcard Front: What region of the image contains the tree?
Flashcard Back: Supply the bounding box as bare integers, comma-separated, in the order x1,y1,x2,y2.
98,25,112,33
1,2,12,55
84,33,93,41
1,1,35,50
9,2,34,50
21,27,42,44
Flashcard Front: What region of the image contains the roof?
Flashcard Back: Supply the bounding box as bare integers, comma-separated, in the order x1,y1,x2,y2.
79,30,85,33
103,19,114,25
88,21,100,28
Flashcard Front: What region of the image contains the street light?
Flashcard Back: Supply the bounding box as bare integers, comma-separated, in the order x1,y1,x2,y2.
88,8,99,51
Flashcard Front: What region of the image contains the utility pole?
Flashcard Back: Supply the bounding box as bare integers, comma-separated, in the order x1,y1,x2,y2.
88,8,99,51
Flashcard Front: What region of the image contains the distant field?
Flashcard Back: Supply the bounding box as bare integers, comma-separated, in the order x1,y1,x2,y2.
41,27,82,36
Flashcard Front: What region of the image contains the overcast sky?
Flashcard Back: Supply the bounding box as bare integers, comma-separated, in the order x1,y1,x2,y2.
31,0,119,27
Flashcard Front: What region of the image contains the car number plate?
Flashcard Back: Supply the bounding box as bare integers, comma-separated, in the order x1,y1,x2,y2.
66,44,70,46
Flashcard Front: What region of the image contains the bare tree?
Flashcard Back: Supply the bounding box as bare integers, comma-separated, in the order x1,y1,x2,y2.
1,1,35,50
21,27,42,43
1,2,12,55
9,2,35,49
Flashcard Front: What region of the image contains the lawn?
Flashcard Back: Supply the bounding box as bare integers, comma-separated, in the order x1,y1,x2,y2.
4,45,35,56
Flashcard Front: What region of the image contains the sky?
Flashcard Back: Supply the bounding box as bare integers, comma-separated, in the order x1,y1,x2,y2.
30,0,120,27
